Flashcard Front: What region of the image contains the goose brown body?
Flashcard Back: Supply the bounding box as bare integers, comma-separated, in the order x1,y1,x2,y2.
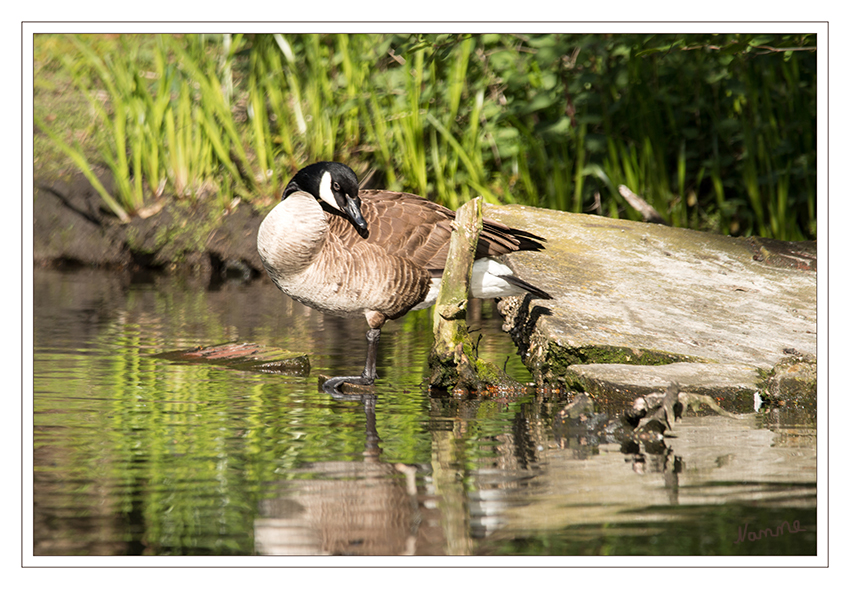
257,187,545,329
258,191,433,327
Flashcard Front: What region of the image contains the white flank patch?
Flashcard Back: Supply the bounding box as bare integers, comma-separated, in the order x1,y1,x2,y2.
411,279,442,311
412,258,525,311
471,258,525,299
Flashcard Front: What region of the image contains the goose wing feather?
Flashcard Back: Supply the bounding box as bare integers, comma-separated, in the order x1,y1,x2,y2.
329,190,545,273
319,226,434,321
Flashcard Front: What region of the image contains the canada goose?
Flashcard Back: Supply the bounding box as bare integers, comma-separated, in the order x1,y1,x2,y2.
257,161,551,392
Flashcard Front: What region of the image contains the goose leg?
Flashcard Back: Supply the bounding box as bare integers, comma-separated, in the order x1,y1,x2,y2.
322,328,381,395
360,328,381,382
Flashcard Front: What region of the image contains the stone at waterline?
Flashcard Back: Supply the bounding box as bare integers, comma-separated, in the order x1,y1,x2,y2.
553,384,752,450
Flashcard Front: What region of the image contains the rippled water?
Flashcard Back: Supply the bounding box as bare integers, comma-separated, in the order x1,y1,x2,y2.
31,268,817,557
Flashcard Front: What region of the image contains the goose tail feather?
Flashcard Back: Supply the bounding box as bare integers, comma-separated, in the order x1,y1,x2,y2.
500,274,552,300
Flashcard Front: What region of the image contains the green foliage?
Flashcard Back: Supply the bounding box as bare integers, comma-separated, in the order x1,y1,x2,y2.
35,33,816,239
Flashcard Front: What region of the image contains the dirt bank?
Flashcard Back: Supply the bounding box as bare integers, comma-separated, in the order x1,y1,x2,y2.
34,172,268,283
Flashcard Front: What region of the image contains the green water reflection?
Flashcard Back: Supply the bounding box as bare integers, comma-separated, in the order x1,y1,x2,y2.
32,268,817,556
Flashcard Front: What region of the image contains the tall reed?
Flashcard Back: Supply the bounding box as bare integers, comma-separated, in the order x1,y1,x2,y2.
36,33,816,240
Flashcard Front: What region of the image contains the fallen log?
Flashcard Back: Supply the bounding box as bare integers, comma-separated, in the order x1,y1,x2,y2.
487,203,816,409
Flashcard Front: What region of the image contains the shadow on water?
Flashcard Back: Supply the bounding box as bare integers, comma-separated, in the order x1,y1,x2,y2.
32,268,817,556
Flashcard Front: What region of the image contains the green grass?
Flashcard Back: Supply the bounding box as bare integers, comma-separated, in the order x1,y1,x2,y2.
33,33,816,240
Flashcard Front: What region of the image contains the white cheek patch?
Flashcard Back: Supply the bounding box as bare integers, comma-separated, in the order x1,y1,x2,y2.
318,171,341,211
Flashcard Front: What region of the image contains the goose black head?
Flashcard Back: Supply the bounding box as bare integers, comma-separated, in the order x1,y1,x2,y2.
284,162,367,232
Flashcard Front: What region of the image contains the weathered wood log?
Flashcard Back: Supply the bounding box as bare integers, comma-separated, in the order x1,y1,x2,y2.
488,203,816,408
428,197,520,393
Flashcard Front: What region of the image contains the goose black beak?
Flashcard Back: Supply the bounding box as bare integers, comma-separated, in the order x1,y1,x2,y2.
343,195,368,231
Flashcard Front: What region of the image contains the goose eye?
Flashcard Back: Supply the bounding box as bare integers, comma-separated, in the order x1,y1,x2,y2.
333,181,341,192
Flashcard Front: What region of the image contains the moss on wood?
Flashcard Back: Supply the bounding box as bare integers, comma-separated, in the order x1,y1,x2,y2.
428,197,522,394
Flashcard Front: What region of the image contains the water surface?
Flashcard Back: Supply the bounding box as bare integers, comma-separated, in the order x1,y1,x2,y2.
32,268,817,556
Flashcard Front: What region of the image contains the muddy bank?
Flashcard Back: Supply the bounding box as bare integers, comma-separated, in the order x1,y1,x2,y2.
34,173,268,282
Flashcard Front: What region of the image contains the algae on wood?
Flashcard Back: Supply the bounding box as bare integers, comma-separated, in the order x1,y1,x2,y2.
428,197,519,393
